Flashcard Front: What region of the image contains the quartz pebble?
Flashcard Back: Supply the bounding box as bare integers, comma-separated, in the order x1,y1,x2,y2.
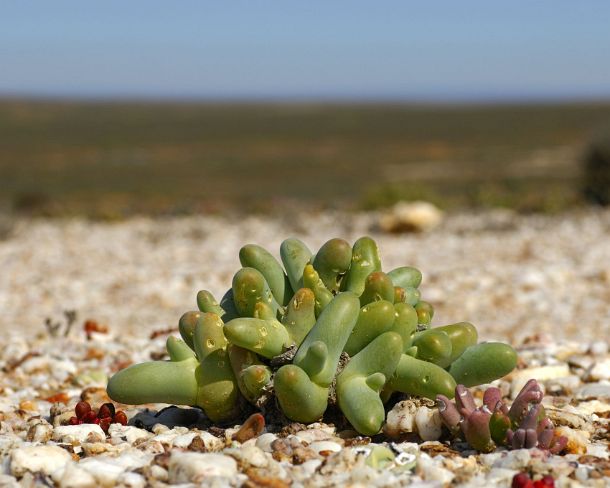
53,424,106,444
10,445,72,477
108,424,151,444
590,359,610,381
168,452,238,483
52,462,97,488
384,400,442,440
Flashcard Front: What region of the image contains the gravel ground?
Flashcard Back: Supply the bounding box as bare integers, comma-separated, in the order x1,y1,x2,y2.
1,209,609,342
1,210,610,487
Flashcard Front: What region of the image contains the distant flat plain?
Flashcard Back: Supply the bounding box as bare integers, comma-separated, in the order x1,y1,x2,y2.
2,100,610,217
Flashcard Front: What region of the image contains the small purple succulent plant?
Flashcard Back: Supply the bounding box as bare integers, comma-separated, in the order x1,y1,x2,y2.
436,379,567,454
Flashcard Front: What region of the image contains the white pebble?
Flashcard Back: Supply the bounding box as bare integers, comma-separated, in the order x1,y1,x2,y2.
53,462,97,488
590,358,610,381
295,428,333,444
510,364,570,397
168,452,237,483
10,445,72,477
236,445,269,468
574,466,589,482
414,406,443,441
78,458,128,487
309,441,342,455
384,400,417,437
255,432,278,452
117,472,146,488
53,424,106,444
26,419,53,442
108,424,151,444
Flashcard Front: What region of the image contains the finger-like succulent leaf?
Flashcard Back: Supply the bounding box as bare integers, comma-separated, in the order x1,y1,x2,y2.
240,243,294,306
312,238,352,293
448,342,517,387
343,236,382,296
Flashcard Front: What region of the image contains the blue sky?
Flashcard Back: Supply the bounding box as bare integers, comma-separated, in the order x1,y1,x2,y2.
1,1,609,101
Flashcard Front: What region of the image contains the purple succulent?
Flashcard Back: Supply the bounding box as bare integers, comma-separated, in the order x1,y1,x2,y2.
436,379,567,454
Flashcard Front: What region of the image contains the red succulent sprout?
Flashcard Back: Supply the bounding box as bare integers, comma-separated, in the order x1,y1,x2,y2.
436,380,567,454
512,472,555,488
69,400,127,433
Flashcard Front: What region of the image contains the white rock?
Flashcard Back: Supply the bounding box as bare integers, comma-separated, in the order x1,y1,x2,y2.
485,468,519,485
26,418,53,442
416,453,454,484
414,406,443,441
590,358,610,381
172,431,223,451
168,452,237,483
169,432,198,448
555,426,589,454
235,445,268,468
149,465,169,482
108,424,151,444
586,442,610,459
150,427,189,445
379,201,444,233
574,466,589,482
255,433,278,452
117,472,146,488
78,458,127,487
53,461,97,488
510,364,570,397
492,449,531,470
299,459,323,477
53,424,106,444
590,341,609,356
384,400,417,437
577,383,610,400
349,466,380,484
295,428,333,444
10,445,72,477
308,441,342,455
0,474,19,488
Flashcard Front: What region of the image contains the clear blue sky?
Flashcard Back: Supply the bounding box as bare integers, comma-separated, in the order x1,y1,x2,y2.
1,1,609,101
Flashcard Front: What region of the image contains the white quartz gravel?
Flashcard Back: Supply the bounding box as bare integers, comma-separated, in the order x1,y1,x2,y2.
1,210,610,487
1,209,609,342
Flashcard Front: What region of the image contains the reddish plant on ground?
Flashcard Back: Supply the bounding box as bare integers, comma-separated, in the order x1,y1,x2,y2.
68,401,127,433
437,380,567,454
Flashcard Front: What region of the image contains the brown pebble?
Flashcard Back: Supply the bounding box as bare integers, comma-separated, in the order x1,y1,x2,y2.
244,468,291,488
342,436,371,447
578,455,603,464
279,422,307,437
187,435,208,452
153,452,171,469
84,320,109,339
85,348,105,360
233,413,265,443
292,446,317,465
80,387,110,404
45,392,70,404
19,400,37,412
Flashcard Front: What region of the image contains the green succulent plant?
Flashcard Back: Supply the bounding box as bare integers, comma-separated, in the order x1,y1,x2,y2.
107,237,517,435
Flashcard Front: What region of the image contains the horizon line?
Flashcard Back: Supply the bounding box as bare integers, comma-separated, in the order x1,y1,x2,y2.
2,92,610,107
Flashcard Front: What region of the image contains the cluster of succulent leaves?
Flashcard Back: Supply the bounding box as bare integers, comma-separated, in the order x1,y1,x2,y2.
107,237,517,436
69,401,127,434
436,380,567,454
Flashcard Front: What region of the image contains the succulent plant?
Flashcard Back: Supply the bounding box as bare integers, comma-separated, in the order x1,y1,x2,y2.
107,236,517,435
68,401,127,434
436,380,568,453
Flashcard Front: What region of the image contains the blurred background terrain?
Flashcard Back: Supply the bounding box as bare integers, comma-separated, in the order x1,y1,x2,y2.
1,1,610,219
2,100,610,218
